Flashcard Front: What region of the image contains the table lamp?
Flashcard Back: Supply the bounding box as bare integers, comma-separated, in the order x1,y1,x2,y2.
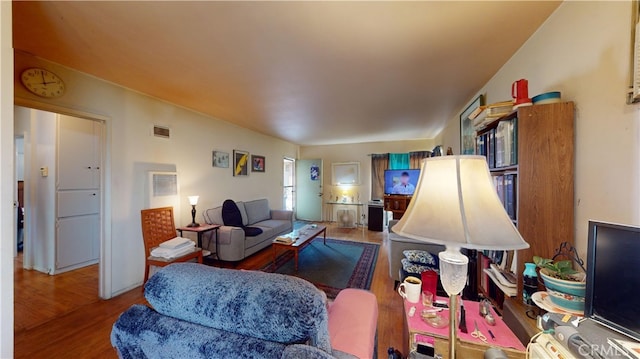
187,195,200,227
392,156,529,359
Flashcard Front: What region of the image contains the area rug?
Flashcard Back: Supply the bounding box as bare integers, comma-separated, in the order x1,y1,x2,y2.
261,238,379,298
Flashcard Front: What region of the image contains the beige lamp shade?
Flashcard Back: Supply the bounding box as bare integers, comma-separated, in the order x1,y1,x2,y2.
392,155,529,251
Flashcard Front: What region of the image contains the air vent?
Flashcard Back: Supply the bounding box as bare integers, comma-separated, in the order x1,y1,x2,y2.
153,125,170,139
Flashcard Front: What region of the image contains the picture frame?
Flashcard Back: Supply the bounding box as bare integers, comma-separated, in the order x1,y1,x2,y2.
233,150,249,176
460,94,484,155
331,162,360,185
251,155,265,172
310,165,320,181
212,151,229,168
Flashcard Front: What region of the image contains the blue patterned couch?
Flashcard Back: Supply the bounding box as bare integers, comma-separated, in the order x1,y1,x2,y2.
111,263,378,359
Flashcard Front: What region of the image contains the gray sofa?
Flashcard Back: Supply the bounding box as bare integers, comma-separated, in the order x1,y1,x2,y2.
201,199,293,261
387,220,445,283
388,220,478,300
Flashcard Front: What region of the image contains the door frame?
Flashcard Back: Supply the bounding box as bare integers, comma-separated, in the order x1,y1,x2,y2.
15,98,112,299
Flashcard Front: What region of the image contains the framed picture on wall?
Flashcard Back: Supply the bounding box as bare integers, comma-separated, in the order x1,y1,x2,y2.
331,162,360,185
460,94,484,155
310,165,320,181
212,151,229,168
251,155,265,172
233,150,249,176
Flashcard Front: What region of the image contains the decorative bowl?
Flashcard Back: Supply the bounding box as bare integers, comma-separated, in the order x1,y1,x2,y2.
539,269,586,296
532,91,562,105
546,288,585,312
539,269,586,312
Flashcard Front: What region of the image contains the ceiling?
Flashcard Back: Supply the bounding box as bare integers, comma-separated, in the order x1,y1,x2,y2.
12,1,561,146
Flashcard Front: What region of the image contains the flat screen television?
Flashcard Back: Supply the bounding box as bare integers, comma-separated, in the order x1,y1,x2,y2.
585,221,640,341
384,169,421,195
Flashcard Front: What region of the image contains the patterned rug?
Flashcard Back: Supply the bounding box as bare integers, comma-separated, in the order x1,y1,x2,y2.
260,237,379,298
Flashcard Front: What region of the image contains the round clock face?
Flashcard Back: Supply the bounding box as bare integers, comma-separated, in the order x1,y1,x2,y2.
21,68,66,98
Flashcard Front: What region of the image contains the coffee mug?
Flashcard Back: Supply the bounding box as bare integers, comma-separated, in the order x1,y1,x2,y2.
397,277,422,303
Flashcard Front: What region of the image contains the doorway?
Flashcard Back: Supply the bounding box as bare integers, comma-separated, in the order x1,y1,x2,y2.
15,106,104,275
295,159,323,221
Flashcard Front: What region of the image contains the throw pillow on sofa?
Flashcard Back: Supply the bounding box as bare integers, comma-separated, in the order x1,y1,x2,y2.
222,199,263,237
401,258,439,275
403,249,439,267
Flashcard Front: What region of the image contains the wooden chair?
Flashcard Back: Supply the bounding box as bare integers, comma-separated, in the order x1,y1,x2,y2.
141,206,203,283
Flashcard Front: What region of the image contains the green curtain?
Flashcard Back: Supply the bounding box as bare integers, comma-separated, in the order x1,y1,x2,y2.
389,153,410,169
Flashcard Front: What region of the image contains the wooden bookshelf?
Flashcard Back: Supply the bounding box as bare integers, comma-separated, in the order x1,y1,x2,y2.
476,102,575,305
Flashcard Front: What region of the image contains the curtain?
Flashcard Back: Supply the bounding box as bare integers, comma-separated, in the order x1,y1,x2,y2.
370,153,389,200
409,151,431,169
389,153,410,170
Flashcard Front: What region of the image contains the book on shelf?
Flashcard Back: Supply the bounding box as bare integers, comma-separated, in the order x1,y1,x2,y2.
492,173,517,220
494,118,517,168
487,129,495,169
494,175,505,206
504,174,517,220
486,101,514,118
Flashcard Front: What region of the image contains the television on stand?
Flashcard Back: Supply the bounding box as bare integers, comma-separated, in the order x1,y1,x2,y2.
384,169,421,196
585,221,640,341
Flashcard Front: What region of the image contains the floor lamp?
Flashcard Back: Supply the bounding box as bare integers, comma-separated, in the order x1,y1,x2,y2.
392,156,529,359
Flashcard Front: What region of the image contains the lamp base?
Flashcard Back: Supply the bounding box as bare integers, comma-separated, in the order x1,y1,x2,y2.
186,222,200,228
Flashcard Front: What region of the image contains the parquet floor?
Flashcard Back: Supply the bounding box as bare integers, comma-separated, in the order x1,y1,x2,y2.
14,223,404,358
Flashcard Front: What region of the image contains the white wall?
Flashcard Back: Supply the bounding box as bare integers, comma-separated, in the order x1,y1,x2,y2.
13,51,298,297
300,139,434,222
435,1,640,259
0,1,13,356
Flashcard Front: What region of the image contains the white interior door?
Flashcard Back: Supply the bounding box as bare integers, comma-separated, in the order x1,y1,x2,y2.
55,114,102,273
296,159,323,221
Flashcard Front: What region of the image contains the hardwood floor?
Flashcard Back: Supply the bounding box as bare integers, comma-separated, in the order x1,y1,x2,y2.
14,223,404,358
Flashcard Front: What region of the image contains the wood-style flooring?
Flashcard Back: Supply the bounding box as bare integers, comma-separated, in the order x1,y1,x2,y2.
14,223,404,358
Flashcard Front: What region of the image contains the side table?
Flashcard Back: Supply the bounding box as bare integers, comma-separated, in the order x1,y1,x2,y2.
403,297,526,359
177,224,221,260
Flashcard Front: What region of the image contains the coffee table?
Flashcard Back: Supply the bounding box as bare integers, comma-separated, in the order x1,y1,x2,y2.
272,224,327,271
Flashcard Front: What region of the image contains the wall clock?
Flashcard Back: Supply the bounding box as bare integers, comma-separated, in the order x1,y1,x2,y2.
20,68,66,98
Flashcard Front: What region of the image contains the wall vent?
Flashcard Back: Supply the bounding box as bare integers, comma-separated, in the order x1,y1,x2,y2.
153,125,171,139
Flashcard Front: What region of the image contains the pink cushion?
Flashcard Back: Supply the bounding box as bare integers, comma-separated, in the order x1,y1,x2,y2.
328,289,378,359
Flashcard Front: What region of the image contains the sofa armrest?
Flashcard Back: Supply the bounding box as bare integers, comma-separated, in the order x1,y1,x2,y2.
201,226,246,261
271,210,293,222
328,289,378,359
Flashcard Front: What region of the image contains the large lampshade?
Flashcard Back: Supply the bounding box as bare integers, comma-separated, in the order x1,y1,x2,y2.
393,155,528,251
392,155,529,359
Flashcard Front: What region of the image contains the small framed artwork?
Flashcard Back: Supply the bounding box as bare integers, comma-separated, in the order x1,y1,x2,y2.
251,155,265,172
212,151,229,168
233,150,249,176
310,165,320,181
460,94,484,155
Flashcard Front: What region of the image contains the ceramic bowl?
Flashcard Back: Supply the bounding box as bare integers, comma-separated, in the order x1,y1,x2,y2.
546,288,585,312
532,91,561,105
539,269,586,297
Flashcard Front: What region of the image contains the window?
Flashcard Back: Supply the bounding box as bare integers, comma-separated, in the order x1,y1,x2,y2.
283,158,295,211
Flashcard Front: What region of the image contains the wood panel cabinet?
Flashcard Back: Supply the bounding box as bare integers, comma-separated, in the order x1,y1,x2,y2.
384,195,411,219
476,102,575,304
